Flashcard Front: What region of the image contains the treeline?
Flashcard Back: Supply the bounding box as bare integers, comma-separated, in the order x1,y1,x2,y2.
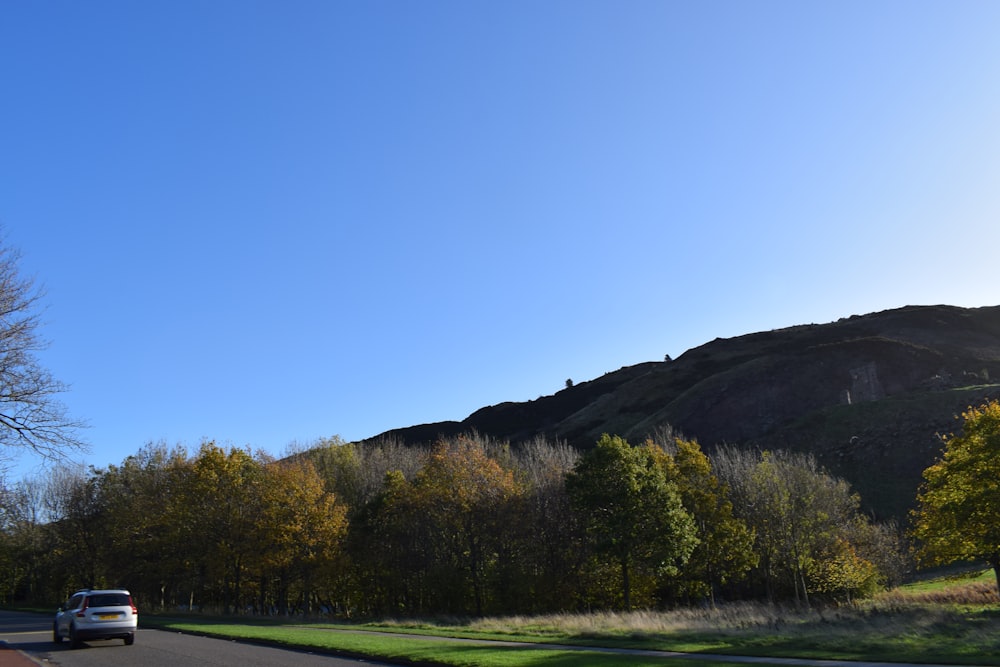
0,430,906,616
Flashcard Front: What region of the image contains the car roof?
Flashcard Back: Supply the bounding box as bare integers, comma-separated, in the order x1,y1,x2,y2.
75,588,131,595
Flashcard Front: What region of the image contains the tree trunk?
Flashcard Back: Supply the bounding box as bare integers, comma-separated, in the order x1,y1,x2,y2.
991,554,1000,598
470,534,483,616
621,554,631,611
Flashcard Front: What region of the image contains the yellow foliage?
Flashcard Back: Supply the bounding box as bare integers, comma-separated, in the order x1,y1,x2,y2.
912,400,1000,582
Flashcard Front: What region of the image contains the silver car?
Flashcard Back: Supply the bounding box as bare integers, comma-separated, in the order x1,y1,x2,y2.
53,589,137,648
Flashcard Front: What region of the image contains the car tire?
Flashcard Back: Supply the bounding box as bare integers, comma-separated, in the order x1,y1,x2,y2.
69,624,81,649
52,623,62,644
124,632,134,646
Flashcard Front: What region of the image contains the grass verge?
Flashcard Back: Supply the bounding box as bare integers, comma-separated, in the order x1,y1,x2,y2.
142,570,1000,667
142,617,736,666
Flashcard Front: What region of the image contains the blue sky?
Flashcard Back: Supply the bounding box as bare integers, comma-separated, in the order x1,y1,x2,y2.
2,1,999,477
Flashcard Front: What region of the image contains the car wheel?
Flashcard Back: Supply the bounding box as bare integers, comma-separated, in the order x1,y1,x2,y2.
69,624,81,649
124,632,134,646
52,622,62,644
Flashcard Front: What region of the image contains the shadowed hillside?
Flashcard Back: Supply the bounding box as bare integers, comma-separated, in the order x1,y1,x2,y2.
364,304,1000,520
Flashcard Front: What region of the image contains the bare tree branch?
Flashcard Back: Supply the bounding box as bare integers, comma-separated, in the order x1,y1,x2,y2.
0,235,87,463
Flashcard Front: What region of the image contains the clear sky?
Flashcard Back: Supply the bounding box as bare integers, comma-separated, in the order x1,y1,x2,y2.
2,1,999,477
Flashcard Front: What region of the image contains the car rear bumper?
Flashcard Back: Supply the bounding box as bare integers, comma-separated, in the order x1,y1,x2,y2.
73,624,136,641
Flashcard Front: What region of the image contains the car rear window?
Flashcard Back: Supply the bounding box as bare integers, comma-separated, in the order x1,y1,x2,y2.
88,594,130,607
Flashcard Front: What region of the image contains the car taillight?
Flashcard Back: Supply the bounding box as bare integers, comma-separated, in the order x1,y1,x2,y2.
75,597,89,618
129,596,138,615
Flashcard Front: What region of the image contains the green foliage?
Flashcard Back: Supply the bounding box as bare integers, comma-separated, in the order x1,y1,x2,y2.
714,447,895,604
566,434,698,609
807,538,881,600
650,437,757,602
912,399,1000,595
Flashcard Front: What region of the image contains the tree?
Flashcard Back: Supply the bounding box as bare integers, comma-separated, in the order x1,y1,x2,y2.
347,469,424,615
91,442,193,610
714,447,890,604
503,437,583,612
184,443,266,614
408,436,523,615
912,400,1000,596
648,435,756,604
0,476,49,602
255,457,348,615
347,435,523,616
0,237,85,463
307,435,427,510
44,465,104,591
566,434,697,610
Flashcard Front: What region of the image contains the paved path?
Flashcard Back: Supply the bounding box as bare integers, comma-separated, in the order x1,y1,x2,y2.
0,611,44,666
0,642,41,667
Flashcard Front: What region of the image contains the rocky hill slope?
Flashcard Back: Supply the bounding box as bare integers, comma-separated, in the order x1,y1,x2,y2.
365,304,1000,520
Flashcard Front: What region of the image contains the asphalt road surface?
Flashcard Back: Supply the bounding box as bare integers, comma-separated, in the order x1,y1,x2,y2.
0,610,399,667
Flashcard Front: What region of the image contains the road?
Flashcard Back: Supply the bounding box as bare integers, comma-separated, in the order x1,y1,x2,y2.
0,610,398,667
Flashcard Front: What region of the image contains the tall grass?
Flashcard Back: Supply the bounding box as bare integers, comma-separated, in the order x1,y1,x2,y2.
457,604,817,637
877,579,998,605
879,568,997,602
369,571,1000,663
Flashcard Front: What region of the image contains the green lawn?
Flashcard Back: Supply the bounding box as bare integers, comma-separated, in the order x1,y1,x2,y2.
140,570,1000,667
895,567,993,595
141,617,738,666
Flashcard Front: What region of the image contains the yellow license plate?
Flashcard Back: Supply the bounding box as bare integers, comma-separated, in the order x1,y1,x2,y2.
98,613,119,620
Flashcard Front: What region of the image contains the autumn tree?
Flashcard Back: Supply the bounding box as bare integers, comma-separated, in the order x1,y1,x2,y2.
715,447,888,604
648,433,756,604
255,457,348,615
92,443,192,609
912,400,1000,596
346,434,525,616
410,436,523,615
347,469,425,615
308,435,427,510
566,434,697,610
183,443,267,613
502,437,583,612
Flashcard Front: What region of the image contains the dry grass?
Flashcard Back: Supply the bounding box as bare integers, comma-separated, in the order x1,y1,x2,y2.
458,572,1000,639
462,603,814,637
379,584,1000,639
370,573,1000,663
876,579,1000,606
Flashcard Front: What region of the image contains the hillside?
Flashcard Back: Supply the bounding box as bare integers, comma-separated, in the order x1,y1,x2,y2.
364,304,1000,520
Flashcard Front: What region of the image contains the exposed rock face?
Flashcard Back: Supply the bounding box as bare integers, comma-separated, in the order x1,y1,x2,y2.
848,361,884,404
